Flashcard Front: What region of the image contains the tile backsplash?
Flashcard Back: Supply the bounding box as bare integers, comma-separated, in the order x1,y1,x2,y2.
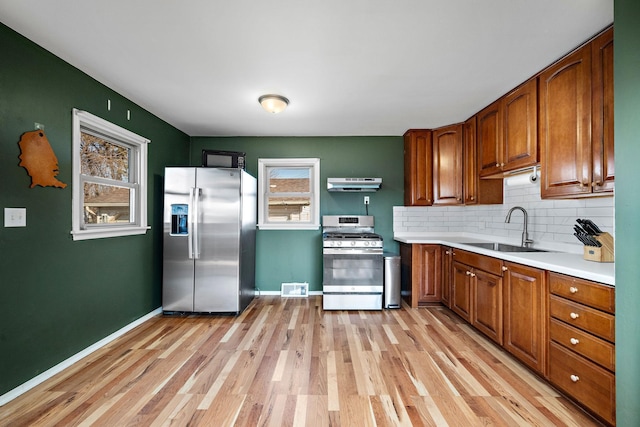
393,176,614,253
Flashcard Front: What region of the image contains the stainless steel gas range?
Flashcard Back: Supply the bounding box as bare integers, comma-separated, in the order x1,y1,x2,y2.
322,215,383,310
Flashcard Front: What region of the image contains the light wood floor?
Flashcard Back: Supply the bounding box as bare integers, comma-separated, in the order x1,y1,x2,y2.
1,296,602,426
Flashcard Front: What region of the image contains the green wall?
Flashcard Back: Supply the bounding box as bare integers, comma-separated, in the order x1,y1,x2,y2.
614,0,640,424
0,23,190,395
190,136,404,292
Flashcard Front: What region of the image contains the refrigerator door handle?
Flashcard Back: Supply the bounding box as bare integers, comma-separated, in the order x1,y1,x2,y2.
187,187,195,259
192,187,201,259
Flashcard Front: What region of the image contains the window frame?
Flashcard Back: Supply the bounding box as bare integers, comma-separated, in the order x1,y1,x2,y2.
257,158,320,230
71,108,150,240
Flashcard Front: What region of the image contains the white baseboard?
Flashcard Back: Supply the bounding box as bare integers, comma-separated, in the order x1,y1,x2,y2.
256,290,323,296
0,307,162,406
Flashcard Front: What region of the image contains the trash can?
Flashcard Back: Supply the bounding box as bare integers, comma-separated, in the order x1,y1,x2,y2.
384,253,401,309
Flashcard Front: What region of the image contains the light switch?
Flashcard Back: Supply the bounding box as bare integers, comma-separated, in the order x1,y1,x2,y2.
5,208,26,227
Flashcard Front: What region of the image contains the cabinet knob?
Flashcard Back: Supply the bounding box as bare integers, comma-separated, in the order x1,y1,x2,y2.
469,196,475,201
569,286,578,294
570,375,580,383
502,266,508,272
570,312,580,320
570,338,580,345
581,180,589,187
470,272,476,277
592,181,603,187
500,163,505,167
466,271,471,276
445,250,450,255
496,163,500,167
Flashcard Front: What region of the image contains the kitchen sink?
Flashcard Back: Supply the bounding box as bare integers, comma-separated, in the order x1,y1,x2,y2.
462,242,548,253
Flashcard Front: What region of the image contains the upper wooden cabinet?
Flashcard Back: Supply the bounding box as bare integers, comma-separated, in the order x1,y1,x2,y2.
404,129,433,206
432,124,463,205
591,28,615,194
503,79,538,171
478,78,538,177
539,27,614,198
477,99,503,177
463,117,503,205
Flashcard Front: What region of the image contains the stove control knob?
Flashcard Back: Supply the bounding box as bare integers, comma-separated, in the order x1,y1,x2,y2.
351,241,356,246
364,241,369,246
336,241,341,246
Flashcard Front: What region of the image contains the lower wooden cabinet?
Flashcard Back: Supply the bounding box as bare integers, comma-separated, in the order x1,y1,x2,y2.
400,243,442,307
548,343,615,426
503,262,546,374
441,247,453,308
451,260,472,322
547,272,615,426
405,244,615,425
473,268,503,345
451,250,503,344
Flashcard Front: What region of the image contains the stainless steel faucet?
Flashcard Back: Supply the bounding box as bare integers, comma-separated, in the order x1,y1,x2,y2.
505,206,534,248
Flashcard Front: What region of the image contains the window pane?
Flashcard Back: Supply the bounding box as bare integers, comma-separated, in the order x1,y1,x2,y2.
267,196,311,222
268,167,310,193
80,131,129,181
84,182,131,224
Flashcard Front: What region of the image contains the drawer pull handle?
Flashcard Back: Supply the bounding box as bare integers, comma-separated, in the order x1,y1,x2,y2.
570,375,580,383
569,286,578,294
570,338,580,345
570,312,580,320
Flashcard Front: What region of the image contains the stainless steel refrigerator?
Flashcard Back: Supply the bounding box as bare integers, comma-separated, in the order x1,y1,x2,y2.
162,167,256,314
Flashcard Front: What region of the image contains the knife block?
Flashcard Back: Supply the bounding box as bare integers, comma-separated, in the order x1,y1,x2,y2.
583,232,614,262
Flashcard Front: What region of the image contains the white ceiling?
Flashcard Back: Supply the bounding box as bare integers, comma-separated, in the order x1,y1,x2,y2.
0,1,613,137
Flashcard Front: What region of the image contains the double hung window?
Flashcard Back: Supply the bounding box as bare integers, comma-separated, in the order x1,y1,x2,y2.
258,158,320,230
71,109,149,240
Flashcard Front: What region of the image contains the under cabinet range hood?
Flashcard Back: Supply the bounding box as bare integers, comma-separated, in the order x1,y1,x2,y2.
327,177,382,192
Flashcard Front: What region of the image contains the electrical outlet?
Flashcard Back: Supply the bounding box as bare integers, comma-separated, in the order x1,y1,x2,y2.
364,196,370,205
5,208,26,227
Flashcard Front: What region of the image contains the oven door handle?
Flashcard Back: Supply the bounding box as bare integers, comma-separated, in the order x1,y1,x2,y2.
322,248,383,255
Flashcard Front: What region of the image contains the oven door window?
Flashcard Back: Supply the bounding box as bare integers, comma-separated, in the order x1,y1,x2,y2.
323,253,383,286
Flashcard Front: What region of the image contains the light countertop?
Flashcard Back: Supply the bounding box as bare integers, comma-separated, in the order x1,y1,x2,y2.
394,232,614,286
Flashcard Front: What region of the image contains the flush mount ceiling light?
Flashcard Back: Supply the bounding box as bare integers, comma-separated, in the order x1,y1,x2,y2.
258,94,289,114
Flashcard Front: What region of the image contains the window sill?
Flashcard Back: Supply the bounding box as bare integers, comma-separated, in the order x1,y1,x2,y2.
258,223,320,231
71,226,150,241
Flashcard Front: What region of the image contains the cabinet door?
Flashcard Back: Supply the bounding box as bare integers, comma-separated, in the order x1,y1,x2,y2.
404,130,433,206
591,27,614,194
503,262,546,374
463,117,479,205
477,99,503,177
473,269,503,345
463,116,503,205
433,124,463,205
415,245,442,304
441,247,452,308
539,45,592,198
503,78,538,172
451,261,472,322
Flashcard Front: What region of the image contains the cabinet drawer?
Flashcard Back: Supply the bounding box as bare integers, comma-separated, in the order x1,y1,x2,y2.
549,318,615,371
452,250,503,276
549,272,614,313
548,343,615,426
549,296,615,342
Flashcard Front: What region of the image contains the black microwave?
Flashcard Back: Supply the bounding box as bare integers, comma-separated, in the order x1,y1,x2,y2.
202,149,246,170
